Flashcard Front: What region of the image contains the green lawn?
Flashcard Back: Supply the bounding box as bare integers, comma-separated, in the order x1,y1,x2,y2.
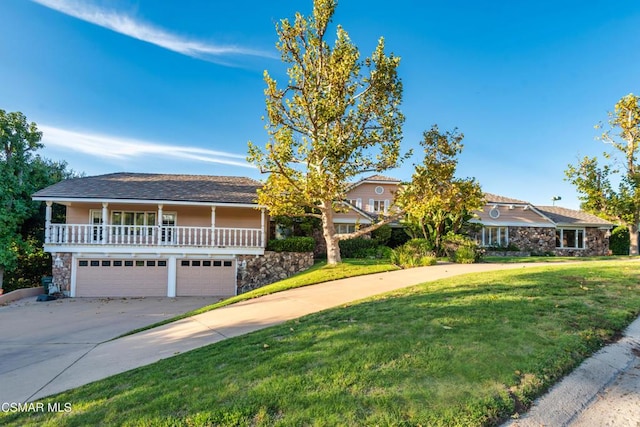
5,260,640,426
483,255,635,263
120,258,399,337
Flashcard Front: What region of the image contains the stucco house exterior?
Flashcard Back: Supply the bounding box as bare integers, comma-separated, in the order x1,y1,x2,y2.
32,173,268,298
470,193,613,256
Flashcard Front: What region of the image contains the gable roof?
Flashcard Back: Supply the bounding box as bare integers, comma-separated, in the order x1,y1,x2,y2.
535,206,612,227
483,193,529,205
32,173,261,205
348,174,402,191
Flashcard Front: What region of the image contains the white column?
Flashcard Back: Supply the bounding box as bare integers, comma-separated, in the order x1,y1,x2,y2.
260,208,266,247
101,202,108,244
45,201,53,243
157,204,163,244
211,206,216,246
70,254,77,298
167,256,177,297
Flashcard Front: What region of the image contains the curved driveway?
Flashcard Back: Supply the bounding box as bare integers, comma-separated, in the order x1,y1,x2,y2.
1,261,638,425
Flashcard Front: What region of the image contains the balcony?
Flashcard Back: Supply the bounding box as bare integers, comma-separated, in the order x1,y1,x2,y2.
46,224,265,249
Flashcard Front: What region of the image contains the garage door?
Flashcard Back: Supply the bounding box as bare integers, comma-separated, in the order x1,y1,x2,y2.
176,259,236,297
76,259,168,297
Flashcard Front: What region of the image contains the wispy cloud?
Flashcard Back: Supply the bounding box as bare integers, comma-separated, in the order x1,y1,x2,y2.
40,125,255,169
31,0,275,63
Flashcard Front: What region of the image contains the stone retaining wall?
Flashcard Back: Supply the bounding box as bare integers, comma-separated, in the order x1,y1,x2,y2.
237,251,314,294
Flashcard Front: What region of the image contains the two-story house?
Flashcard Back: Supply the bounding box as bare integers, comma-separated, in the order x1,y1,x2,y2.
33,173,267,298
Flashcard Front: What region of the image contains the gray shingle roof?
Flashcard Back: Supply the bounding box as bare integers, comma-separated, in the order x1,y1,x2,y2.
483,193,529,205
33,173,262,205
536,206,612,227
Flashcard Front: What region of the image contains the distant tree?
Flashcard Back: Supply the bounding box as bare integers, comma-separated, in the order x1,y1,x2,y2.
248,0,406,265
566,93,640,255
397,125,484,255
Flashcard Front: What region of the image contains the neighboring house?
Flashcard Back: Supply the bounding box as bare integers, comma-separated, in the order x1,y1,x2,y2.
333,174,402,233
32,173,267,298
470,193,613,256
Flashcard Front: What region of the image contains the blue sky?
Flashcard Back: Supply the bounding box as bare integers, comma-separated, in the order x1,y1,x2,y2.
1,1,640,209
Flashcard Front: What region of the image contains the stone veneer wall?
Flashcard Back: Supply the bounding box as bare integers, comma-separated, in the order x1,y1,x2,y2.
474,226,610,257
508,227,556,254
236,251,314,294
51,252,73,294
554,227,610,257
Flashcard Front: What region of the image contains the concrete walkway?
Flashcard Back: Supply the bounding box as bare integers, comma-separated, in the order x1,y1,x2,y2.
2,260,638,425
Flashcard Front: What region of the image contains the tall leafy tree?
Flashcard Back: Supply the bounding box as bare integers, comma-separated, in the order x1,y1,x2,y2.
398,125,483,254
0,109,43,290
248,0,406,264
566,93,640,255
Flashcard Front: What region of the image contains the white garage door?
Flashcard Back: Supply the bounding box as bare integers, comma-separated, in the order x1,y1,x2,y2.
176,259,236,297
76,259,168,297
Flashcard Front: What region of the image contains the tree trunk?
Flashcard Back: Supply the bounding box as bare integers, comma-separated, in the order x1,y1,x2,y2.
629,224,639,255
0,267,4,293
321,204,342,265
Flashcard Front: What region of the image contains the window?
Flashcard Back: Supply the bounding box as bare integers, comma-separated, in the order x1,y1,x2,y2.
79,260,88,267
146,261,156,267
124,261,134,267
181,260,190,266
479,227,508,247
375,186,384,195
556,228,585,249
213,260,222,267
347,198,362,209
102,260,111,267
336,223,356,234
158,260,167,267
90,260,100,267
370,199,389,213
114,260,123,267
135,260,145,267
192,260,201,267
223,261,232,267
203,260,211,267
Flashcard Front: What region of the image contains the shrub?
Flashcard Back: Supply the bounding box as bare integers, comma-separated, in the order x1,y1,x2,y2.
442,234,482,264
390,239,437,268
609,225,630,255
4,244,51,293
388,227,411,248
371,225,392,246
266,237,315,252
339,238,379,258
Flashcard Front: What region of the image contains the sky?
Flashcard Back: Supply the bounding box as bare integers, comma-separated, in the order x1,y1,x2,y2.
1,1,640,209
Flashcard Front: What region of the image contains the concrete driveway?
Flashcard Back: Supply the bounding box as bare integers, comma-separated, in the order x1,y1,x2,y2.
0,296,221,403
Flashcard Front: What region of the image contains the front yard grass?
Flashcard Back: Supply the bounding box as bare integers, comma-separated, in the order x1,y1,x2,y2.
120,258,399,337
6,260,640,426
483,255,634,263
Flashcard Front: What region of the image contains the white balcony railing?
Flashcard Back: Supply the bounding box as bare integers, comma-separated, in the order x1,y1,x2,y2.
46,224,264,248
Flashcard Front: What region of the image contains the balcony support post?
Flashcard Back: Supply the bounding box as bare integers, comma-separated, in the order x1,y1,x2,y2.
211,206,216,246
45,201,53,243
101,203,108,244
260,208,266,247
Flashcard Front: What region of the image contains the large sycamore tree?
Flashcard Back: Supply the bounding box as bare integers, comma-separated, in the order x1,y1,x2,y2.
248,0,406,264
398,125,483,254
566,93,640,255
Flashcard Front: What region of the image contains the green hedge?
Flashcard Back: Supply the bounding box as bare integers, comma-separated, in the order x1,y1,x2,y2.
266,237,315,252
609,225,630,255
339,238,379,258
